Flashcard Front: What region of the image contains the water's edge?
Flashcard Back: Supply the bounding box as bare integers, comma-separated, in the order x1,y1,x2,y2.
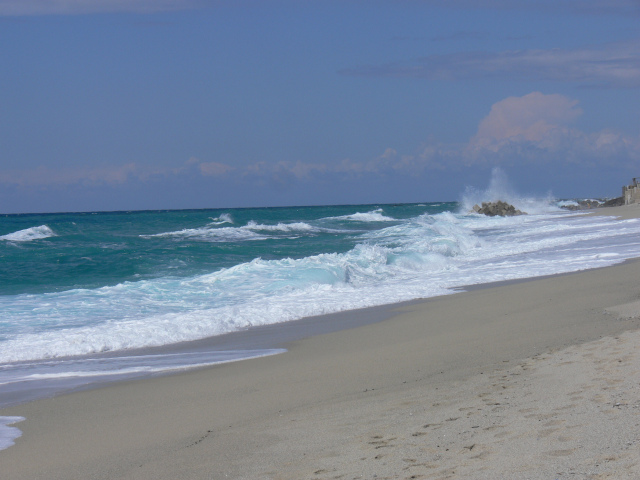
5,256,640,410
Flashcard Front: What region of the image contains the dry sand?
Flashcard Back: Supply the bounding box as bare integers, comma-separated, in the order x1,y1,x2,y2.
588,203,640,220
2,206,640,479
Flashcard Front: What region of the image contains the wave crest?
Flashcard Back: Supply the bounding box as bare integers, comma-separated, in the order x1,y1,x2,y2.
0,225,56,242
141,220,344,242
208,213,233,225
326,209,396,222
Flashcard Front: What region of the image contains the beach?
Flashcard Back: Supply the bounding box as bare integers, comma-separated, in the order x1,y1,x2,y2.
2,205,640,479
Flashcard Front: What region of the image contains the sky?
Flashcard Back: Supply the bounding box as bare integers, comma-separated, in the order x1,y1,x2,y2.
1,0,640,213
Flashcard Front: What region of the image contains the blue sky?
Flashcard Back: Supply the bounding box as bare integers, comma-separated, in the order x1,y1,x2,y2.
1,0,639,213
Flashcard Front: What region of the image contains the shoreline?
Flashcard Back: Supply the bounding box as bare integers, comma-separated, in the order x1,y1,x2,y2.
2,205,640,478
1,204,636,409
0,257,631,411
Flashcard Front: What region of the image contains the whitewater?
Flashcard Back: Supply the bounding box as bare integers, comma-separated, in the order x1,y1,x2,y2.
2,194,640,420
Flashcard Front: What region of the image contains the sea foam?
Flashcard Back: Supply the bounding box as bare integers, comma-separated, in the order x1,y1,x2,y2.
0,416,24,451
326,208,396,222
142,225,269,242
141,220,347,242
0,225,55,242
3,209,640,364
208,213,233,224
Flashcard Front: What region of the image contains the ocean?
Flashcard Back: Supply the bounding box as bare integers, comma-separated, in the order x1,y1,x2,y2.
2,198,640,449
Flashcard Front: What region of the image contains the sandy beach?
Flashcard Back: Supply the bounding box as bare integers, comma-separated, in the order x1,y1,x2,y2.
2,205,640,479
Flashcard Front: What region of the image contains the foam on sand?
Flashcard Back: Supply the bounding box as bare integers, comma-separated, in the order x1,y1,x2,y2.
0,416,24,451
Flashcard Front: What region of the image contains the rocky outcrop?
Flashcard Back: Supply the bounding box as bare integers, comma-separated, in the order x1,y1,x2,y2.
560,198,623,211
602,197,624,207
561,199,604,211
472,201,526,217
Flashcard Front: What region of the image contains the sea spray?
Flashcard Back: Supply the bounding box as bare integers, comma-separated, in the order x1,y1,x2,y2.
460,168,560,215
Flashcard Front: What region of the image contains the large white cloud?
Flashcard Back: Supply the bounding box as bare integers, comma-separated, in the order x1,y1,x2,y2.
470,92,582,151
467,92,640,166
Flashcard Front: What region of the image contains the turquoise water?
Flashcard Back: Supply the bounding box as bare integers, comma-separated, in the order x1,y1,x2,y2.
1,203,451,297
3,199,640,427
3,200,640,366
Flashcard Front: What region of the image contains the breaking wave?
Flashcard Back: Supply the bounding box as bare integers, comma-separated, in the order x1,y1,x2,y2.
324,209,396,222
208,213,233,225
460,168,562,215
0,225,56,242
4,208,640,363
141,220,347,242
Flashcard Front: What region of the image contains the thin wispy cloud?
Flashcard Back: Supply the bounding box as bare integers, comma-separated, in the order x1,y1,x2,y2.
3,0,639,17
0,158,225,187
0,163,140,187
406,0,640,16
429,31,490,43
342,40,640,88
2,91,638,190
0,0,203,16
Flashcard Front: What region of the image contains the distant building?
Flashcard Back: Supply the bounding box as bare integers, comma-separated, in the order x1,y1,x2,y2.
623,178,640,205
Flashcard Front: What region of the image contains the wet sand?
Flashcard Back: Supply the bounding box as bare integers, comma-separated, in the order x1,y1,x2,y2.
2,205,640,479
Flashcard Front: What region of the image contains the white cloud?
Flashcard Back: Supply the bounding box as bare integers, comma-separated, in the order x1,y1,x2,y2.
0,0,202,16
467,92,640,166
470,92,582,151
199,161,234,176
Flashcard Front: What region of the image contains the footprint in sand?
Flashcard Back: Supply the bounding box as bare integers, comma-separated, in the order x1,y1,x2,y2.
545,448,575,457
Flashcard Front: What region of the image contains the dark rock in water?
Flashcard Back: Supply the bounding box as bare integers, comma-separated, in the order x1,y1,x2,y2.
561,204,582,211
472,201,526,217
561,199,603,211
560,198,621,211
602,196,624,207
